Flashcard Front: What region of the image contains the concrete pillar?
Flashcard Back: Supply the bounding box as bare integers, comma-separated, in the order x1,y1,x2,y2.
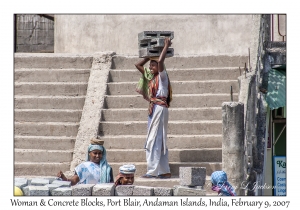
222,102,245,195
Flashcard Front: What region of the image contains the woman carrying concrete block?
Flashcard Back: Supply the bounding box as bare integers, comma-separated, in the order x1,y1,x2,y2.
135,37,172,179
57,138,114,185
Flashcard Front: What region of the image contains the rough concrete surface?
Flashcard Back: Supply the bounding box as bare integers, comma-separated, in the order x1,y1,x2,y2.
153,187,173,196
92,183,115,196
115,185,135,196
179,167,206,187
173,185,206,196
70,52,115,171
222,102,245,195
72,184,95,196
132,186,154,196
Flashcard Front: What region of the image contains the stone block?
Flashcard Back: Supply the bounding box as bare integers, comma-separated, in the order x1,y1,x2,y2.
30,178,49,186
52,180,71,187
139,47,174,58
139,38,165,49
72,184,95,196
153,187,173,196
173,185,206,196
23,186,30,196
179,167,206,186
46,184,63,195
138,31,174,41
14,178,28,190
115,185,134,196
41,177,58,184
92,183,115,196
52,187,72,196
17,29,32,37
16,45,31,53
133,186,154,196
27,186,49,196
222,102,244,153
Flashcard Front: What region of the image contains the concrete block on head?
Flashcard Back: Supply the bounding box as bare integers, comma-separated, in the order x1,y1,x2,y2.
173,185,206,196
139,47,174,58
179,167,206,187
92,183,115,196
115,185,135,196
138,31,174,41
72,184,95,196
30,178,50,186
52,187,72,196
139,38,165,49
27,186,49,196
46,184,63,195
52,180,71,187
153,187,173,196
133,186,154,196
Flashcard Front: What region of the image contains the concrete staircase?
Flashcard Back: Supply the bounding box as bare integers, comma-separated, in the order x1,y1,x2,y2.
102,55,246,190
14,53,93,176
14,53,246,194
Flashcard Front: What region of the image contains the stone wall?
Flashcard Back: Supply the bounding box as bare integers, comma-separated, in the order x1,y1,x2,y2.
15,14,54,53
54,14,253,56
15,167,207,196
238,14,270,196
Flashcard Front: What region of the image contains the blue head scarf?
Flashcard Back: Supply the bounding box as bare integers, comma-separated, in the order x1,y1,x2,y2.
211,171,237,196
85,144,111,183
86,144,104,161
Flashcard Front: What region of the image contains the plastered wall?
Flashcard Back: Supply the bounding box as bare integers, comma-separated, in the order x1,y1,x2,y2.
54,14,253,56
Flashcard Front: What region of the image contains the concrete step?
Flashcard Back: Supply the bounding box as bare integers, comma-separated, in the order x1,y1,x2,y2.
14,162,70,176
14,53,93,69
102,107,222,121
106,148,221,163
14,136,75,150
14,82,88,96
110,162,222,177
14,69,90,82
14,96,86,109
15,109,82,122
14,122,79,137
101,134,222,149
109,68,241,82
111,55,248,69
104,94,237,109
107,80,238,95
14,149,73,162
99,120,222,136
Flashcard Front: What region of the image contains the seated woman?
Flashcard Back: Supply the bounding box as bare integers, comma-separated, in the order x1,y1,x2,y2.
114,164,136,186
211,170,236,196
57,138,113,185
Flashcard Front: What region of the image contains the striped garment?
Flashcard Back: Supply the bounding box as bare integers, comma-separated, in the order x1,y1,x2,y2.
136,67,172,116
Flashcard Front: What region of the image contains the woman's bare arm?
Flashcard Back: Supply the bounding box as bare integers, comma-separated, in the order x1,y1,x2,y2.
134,58,150,74
57,170,80,186
158,37,172,72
